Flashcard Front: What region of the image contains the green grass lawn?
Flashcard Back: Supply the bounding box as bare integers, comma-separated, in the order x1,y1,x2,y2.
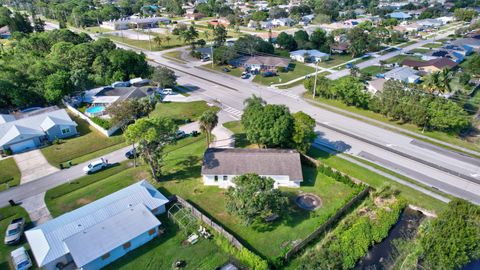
41,114,125,168
422,43,443,49
104,216,230,270
305,95,480,153
163,51,187,63
384,55,423,65
318,54,355,68
253,63,315,85
0,158,21,191
409,48,430,54
398,40,417,48
84,26,113,33
0,206,31,270
360,66,389,76
149,101,217,124
201,63,244,77
103,33,186,51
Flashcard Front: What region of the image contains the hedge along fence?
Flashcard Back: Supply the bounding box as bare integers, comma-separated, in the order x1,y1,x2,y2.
173,196,269,270
284,186,371,261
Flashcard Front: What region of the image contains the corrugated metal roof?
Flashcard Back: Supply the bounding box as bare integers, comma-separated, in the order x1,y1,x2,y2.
25,180,169,267
65,204,160,267
0,109,76,147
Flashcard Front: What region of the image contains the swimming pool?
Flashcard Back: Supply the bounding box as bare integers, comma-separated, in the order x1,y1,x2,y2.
86,106,105,116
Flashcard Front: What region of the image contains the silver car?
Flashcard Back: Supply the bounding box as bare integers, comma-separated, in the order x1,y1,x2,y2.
4,218,25,245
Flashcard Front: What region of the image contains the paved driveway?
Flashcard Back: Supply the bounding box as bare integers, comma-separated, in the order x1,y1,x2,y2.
13,150,59,184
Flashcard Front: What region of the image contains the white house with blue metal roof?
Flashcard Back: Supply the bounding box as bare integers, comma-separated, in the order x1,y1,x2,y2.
25,180,169,270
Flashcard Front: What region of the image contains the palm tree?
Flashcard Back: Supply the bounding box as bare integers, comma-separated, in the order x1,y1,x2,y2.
438,68,453,94
199,110,219,147
153,36,162,48
165,35,171,46
203,30,210,41
423,71,441,94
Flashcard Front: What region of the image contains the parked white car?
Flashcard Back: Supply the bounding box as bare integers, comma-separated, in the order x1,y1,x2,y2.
10,247,32,270
82,158,108,174
4,217,25,245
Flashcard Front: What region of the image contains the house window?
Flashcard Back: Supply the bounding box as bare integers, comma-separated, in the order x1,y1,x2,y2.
123,242,131,249
101,253,110,260
223,175,228,181
214,176,218,182
148,228,156,236
61,128,70,134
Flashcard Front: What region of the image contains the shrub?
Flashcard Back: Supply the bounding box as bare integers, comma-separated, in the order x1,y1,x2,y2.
91,117,111,129
3,149,12,156
214,233,269,270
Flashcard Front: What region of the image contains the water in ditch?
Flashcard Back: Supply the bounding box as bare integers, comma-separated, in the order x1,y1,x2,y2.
355,207,425,270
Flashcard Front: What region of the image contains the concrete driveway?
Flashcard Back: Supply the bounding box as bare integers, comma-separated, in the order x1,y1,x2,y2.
13,150,59,184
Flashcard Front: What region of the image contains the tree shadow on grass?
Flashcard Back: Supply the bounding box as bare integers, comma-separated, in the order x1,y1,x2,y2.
161,165,202,182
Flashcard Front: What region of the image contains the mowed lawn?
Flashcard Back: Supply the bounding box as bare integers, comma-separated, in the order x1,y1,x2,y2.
104,217,230,270
41,114,125,168
253,63,315,85
149,101,217,124
0,206,31,270
201,64,244,77
0,158,21,191
154,135,358,260
318,54,355,68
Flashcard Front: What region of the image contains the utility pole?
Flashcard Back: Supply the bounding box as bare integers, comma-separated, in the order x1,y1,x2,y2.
211,45,214,68
312,59,319,99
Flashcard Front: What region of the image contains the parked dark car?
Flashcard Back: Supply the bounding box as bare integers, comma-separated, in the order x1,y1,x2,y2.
176,130,188,139
346,63,353,69
125,149,138,159
222,67,230,72
262,71,276,77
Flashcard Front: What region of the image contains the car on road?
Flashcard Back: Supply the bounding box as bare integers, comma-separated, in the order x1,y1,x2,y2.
125,149,138,159
346,63,353,69
222,67,230,72
201,56,210,62
241,72,250,79
10,246,32,270
83,158,108,174
4,218,25,245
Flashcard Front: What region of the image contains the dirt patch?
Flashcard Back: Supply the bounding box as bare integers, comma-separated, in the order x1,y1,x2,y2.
76,198,93,206
134,170,150,180
374,196,397,211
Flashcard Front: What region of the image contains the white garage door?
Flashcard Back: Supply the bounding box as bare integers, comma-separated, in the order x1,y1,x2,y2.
10,140,36,153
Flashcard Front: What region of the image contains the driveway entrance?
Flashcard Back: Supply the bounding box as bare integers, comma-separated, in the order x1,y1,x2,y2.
13,150,59,184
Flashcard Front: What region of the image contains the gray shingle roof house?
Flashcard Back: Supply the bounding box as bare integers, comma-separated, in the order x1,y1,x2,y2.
201,148,303,188
0,108,78,153
231,56,291,71
384,67,420,84
26,180,169,270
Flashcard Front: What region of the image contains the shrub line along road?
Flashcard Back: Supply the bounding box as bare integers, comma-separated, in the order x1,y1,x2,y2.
14,21,480,206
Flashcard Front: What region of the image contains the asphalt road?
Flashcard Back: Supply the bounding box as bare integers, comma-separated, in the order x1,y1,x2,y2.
22,20,480,205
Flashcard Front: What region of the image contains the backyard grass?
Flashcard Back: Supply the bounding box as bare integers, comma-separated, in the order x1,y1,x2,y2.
318,54,355,68
104,216,231,270
222,121,254,148
201,63,244,77
305,95,480,153
41,114,125,168
252,63,315,85
409,48,430,54
0,206,31,270
0,158,21,191
149,101,217,124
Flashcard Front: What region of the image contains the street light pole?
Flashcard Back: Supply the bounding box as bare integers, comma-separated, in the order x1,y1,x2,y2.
312,60,319,99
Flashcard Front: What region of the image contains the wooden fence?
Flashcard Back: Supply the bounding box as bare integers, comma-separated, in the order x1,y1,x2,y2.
173,195,245,249
284,186,371,260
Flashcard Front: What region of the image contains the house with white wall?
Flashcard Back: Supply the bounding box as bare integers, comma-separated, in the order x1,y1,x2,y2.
201,148,303,188
26,181,169,270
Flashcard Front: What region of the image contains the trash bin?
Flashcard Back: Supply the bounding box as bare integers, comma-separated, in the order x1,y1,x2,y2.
60,163,64,169
8,200,15,206
68,160,72,167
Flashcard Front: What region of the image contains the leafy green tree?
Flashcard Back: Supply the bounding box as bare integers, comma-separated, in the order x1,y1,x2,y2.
181,25,199,49
151,66,176,88
212,45,237,65
420,200,480,269
347,27,368,57
33,18,45,32
225,173,289,225
124,117,178,180
310,28,331,52
213,25,227,47
294,30,310,49
454,8,478,21
199,109,218,146
251,10,268,22
276,32,297,51
427,100,469,132
292,111,316,153
234,35,274,55
241,99,294,148
44,71,73,103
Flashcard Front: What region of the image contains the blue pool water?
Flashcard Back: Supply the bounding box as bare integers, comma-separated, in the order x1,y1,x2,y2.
86,106,105,114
